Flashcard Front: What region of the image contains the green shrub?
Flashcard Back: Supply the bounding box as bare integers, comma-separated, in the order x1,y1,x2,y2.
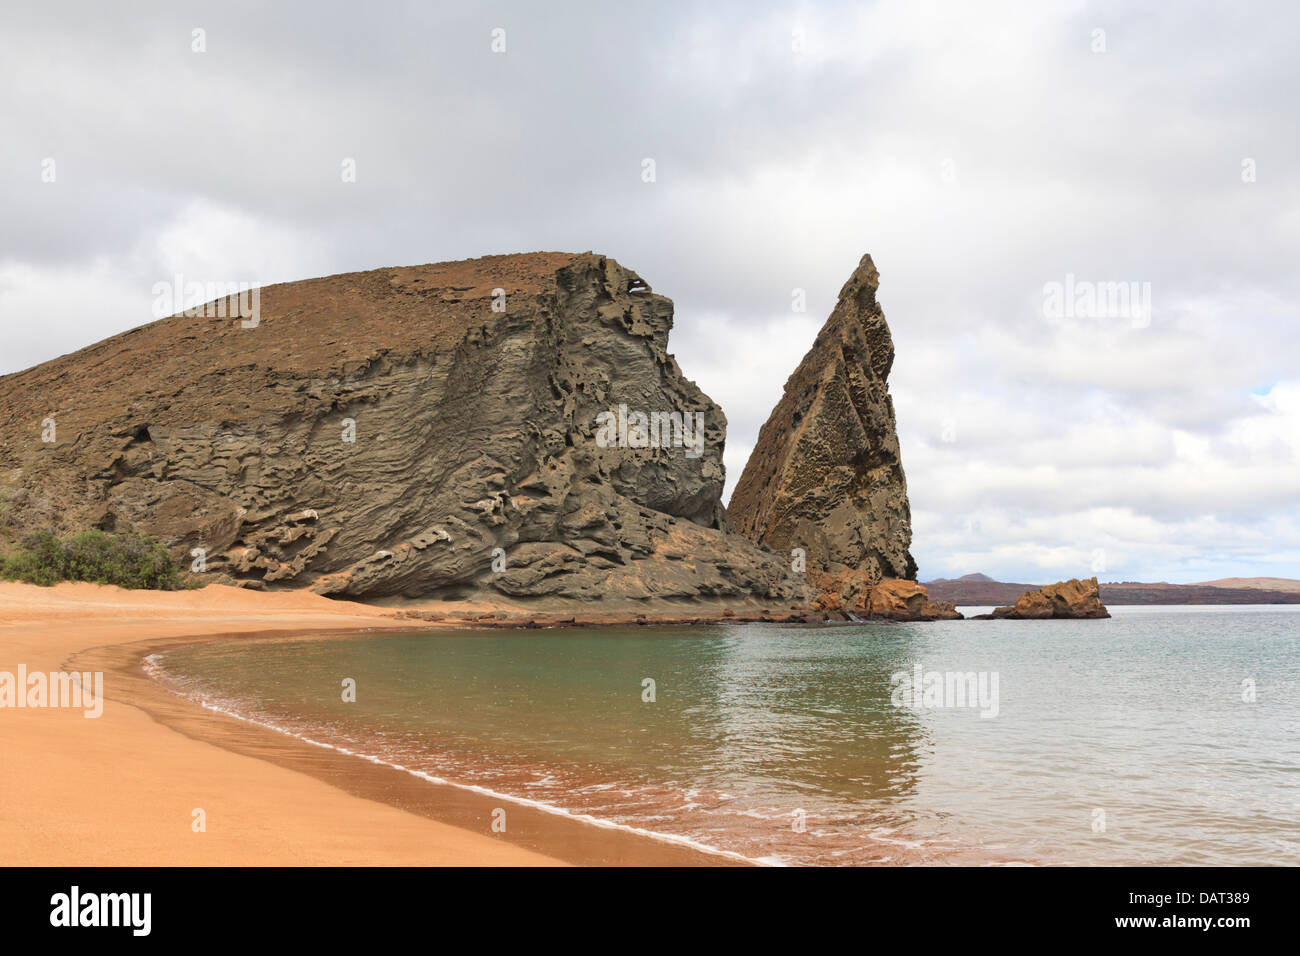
2,531,66,586
0,529,181,590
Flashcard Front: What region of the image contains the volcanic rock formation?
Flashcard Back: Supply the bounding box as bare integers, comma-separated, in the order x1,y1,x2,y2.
984,578,1110,619
0,253,806,606
729,254,917,583
810,570,961,622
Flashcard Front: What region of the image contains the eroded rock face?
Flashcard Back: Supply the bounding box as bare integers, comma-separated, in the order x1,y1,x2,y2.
810,569,961,621
0,252,807,606
729,254,916,583
989,577,1110,619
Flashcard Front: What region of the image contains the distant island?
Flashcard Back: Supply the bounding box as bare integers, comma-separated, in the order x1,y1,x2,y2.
924,573,1300,606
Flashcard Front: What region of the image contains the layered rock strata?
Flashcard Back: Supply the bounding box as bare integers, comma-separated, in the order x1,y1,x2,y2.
0,253,806,605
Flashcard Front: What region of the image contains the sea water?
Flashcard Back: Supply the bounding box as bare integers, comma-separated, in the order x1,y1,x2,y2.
152,605,1300,865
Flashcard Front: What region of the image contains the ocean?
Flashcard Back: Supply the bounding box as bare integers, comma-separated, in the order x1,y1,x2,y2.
150,605,1300,866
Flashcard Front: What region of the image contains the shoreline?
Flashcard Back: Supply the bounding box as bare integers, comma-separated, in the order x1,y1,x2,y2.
84,630,750,866
8,582,1274,866
0,581,745,866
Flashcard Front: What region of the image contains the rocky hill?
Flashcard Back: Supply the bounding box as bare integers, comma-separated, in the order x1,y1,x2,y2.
1192,577,1300,593
0,253,807,607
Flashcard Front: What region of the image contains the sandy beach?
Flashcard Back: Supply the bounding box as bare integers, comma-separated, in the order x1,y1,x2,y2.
0,581,737,866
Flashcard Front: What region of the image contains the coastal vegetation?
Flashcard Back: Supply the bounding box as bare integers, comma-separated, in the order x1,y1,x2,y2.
0,529,182,590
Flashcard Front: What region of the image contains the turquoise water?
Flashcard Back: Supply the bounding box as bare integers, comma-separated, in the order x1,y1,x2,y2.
153,605,1300,865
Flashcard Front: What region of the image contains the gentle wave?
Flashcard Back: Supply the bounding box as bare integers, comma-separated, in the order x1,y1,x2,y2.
143,649,985,866
146,610,1300,867
144,653,777,866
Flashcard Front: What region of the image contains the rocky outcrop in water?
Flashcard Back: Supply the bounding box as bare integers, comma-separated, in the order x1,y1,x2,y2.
983,577,1110,619
728,254,916,585
811,569,961,621
0,253,807,606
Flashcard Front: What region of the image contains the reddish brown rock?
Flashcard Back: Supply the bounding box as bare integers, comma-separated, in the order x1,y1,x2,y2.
810,569,961,621
867,578,962,621
990,577,1110,619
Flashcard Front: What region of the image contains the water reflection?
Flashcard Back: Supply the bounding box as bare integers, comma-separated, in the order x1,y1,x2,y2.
157,609,1300,865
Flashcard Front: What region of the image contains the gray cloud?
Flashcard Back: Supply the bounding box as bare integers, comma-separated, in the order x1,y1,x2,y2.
2,0,1297,583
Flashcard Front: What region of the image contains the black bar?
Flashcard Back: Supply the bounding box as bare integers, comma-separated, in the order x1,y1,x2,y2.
0,866,1279,942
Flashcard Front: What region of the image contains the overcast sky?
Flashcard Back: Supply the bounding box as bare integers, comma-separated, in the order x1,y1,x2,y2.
3,0,1298,583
